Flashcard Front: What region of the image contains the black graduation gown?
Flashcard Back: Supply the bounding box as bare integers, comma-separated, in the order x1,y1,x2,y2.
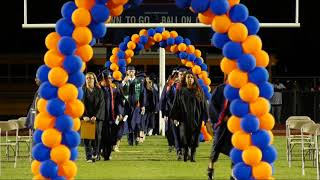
209,84,233,156
25,89,39,130
141,86,159,133
170,87,208,149
82,87,105,121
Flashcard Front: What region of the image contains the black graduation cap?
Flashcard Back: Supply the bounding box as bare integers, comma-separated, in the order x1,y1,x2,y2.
146,73,157,82
127,65,136,71
136,71,146,78
177,65,189,72
97,67,112,80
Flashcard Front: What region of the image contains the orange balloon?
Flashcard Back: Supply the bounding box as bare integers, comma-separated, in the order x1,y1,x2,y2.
253,161,272,180
220,57,237,74
113,70,122,81
48,67,69,87
51,145,71,164
45,32,61,50
127,41,136,50
37,98,48,113
228,0,240,7
34,112,55,131
198,13,214,25
228,69,248,88
181,59,187,65
268,130,274,144
110,63,119,71
72,27,92,46
178,43,187,52
42,128,62,148
186,45,195,54
75,0,95,9
204,78,211,86
192,65,202,75
195,49,202,58
228,23,248,42
110,55,119,63
131,34,140,43
58,160,77,179
250,97,270,116
111,0,128,5
231,131,251,150
253,50,269,67
258,113,275,130
76,44,93,62
153,33,163,42
33,174,48,180
58,83,78,102
65,99,85,118
170,31,178,38
73,118,81,131
186,61,194,68
44,50,64,68
81,62,86,72
203,8,215,18
31,160,41,175
227,115,241,133
112,47,120,55
139,29,148,36
239,82,260,102
170,45,178,53
147,37,155,46
212,15,231,33
72,8,91,27
200,71,208,78
126,57,132,64
242,146,262,166
110,5,123,17
161,31,171,40
125,49,134,58
242,35,262,54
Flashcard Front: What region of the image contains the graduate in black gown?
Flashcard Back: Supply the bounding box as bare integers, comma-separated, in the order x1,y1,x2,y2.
25,77,41,130
99,69,125,160
207,82,234,180
170,71,208,162
82,72,105,163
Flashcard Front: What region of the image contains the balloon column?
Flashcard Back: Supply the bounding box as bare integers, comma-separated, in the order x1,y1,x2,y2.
33,0,130,179
176,0,278,179
104,27,213,100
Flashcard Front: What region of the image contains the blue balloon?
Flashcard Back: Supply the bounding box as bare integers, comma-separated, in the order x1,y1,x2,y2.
119,42,128,51
53,176,66,180
233,162,252,180
229,4,249,22
244,16,260,35
47,98,66,117
230,99,249,117
202,85,209,93
237,54,256,72
55,18,74,37
223,84,240,101
39,82,58,100
167,38,175,45
124,3,132,10
118,59,127,67
230,148,243,164
58,37,77,56
68,71,85,87
223,41,243,60
175,36,184,44
37,65,50,83
70,147,78,161
105,61,111,68
40,160,58,179
32,143,51,161
184,38,191,45
62,131,81,148
187,54,196,62
176,0,191,9
33,130,43,144
95,0,107,4
249,67,269,85
90,38,96,46
55,115,73,133
198,79,204,86
139,35,148,44
259,82,274,99
77,87,84,100
120,66,127,74
159,41,167,48
61,1,77,23
132,0,143,7
179,52,188,59
191,0,210,13
123,36,131,43
148,29,156,36
205,92,212,100
199,133,205,142
89,23,107,38
194,58,202,65
240,114,260,133
135,43,144,51
252,129,271,149
117,51,126,59
262,145,277,163
155,27,164,33
211,32,230,49
200,63,208,71
91,4,110,23
63,55,82,74
210,0,230,15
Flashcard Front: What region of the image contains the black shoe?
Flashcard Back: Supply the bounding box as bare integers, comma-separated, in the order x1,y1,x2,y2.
207,168,214,180
190,152,196,162
230,176,235,180
176,151,182,160
183,150,188,162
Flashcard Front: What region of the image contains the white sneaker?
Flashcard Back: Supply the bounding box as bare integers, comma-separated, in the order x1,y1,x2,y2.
148,129,153,136
114,146,120,152
86,159,93,163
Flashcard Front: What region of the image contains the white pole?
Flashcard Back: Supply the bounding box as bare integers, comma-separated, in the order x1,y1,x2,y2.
159,42,166,136
22,23,301,29
24,0,27,24
296,0,299,23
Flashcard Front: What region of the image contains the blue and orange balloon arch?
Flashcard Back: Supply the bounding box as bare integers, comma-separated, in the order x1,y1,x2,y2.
33,0,277,179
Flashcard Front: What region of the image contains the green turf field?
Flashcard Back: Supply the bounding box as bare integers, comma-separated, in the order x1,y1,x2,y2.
0,136,317,179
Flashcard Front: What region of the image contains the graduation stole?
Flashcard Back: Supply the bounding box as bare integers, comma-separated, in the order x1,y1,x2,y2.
110,86,115,121
214,99,229,129
134,79,141,102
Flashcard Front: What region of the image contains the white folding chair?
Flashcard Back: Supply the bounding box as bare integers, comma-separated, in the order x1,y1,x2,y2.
0,121,19,168
286,116,314,167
